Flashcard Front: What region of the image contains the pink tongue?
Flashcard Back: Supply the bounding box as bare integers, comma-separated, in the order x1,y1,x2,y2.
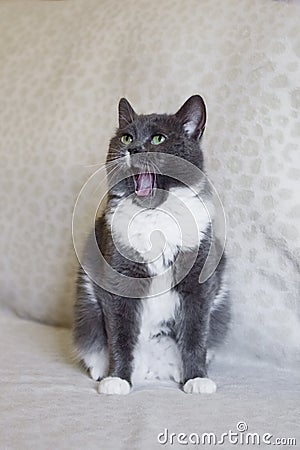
135,173,153,197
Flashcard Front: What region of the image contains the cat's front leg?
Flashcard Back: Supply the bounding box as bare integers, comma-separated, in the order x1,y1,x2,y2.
98,297,140,395
177,294,217,394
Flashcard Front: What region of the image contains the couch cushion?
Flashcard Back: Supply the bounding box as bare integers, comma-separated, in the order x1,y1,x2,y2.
0,315,299,449
0,0,299,366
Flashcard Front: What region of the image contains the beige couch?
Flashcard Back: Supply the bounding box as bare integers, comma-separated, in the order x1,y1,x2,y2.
0,1,299,448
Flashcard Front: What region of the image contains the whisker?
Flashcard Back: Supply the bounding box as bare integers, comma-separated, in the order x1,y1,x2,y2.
90,161,122,197
106,160,129,190
74,161,106,169
150,160,162,176
84,163,106,168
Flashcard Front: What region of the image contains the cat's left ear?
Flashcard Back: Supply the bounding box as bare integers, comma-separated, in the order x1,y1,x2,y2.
118,98,137,129
175,95,206,140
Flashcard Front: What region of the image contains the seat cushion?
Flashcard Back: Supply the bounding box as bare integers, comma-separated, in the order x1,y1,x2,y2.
1,315,299,449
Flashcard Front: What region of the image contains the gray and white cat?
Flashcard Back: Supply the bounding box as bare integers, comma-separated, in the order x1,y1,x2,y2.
73,95,230,394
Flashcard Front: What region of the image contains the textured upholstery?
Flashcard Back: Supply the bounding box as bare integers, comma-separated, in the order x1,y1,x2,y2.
0,0,299,366
0,1,300,447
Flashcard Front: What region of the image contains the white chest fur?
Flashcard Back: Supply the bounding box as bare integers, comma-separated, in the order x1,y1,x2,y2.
107,186,211,274
107,186,211,383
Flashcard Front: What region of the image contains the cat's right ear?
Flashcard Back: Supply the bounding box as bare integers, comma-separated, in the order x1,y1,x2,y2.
118,98,137,129
175,95,206,140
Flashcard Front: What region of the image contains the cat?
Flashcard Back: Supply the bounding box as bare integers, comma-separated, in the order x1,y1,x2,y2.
73,95,230,395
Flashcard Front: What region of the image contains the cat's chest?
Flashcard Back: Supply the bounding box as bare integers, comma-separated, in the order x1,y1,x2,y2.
107,186,210,275
139,286,179,338
131,285,182,384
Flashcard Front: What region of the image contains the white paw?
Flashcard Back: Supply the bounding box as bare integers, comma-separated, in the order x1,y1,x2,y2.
171,368,182,384
82,349,108,381
89,366,102,381
98,377,131,395
183,377,217,394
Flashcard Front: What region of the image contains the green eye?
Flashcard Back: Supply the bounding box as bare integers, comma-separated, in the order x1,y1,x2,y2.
121,134,133,145
151,134,166,145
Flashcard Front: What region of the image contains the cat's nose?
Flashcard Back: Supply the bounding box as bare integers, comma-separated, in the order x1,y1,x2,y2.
129,145,146,155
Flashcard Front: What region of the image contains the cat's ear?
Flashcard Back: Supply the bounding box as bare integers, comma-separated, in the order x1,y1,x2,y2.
118,98,137,129
175,95,206,140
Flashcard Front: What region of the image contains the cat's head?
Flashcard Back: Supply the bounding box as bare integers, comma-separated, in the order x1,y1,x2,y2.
107,95,207,206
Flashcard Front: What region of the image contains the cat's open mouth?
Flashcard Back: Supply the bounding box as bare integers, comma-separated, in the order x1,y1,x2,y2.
133,172,156,197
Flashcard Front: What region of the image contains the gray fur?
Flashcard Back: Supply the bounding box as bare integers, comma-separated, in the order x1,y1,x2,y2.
73,95,231,389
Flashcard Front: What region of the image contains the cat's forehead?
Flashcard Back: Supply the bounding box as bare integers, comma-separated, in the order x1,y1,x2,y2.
129,114,176,135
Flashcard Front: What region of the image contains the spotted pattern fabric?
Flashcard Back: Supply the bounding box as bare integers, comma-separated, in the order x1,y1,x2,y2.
0,0,299,367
